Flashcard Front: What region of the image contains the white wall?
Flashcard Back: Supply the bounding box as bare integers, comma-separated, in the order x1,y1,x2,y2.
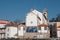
34,10,48,24
26,9,48,26
18,25,25,36
5,26,17,38
57,31,60,37
32,10,43,24
0,24,6,28
57,28,60,37
18,27,24,36
26,12,37,26
26,9,50,38
26,9,43,26
38,27,48,33
0,24,6,39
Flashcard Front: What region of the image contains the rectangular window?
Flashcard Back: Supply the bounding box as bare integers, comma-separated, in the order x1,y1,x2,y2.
26,26,37,32
44,27,47,30
8,28,9,31
38,27,41,30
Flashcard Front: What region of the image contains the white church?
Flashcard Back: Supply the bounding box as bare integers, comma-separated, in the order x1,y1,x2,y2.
25,8,50,39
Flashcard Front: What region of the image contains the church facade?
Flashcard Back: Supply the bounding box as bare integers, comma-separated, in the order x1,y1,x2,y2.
25,8,50,39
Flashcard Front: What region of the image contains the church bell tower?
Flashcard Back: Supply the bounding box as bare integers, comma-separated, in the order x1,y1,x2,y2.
43,8,48,20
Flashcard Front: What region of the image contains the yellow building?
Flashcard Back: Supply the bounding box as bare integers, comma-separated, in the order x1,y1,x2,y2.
56,22,60,38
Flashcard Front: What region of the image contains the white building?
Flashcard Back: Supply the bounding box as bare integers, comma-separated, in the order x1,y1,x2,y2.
26,9,43,26
0,20,10,39
17,22,25,38
5,22,17,38
0,20,18,39
25,8,50,39
26,8,48,26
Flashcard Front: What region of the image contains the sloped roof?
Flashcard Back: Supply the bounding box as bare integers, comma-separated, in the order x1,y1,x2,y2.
38,23,49,26
0,20,10,24
18,21,25,25
5,22,17,27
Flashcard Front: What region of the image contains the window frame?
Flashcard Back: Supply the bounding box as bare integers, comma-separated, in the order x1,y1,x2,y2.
26,26,37,32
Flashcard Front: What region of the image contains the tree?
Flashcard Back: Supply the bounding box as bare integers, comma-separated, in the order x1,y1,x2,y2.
49,13,60,22
56,14,60,22
49,18,55,22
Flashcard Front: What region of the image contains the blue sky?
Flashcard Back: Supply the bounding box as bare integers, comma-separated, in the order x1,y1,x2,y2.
0,0,60,21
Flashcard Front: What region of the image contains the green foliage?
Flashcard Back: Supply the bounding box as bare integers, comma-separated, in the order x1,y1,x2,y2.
49,14,60,22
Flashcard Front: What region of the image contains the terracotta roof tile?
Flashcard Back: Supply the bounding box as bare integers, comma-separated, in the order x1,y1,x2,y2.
0,20,10,24
38,24,49,26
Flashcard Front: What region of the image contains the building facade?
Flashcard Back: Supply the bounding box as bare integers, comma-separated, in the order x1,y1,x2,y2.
5,22,17,38
17,22,25,38
56,22,60,38
0,20,10,39
25,8,50,39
